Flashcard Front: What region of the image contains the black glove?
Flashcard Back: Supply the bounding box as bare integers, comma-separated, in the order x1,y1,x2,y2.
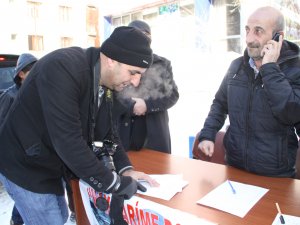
114,176,138,200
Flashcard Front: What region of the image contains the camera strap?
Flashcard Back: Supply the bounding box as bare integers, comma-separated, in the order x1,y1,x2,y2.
106,89,120,145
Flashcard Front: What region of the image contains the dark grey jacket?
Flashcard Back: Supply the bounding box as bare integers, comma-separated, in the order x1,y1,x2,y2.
199,40,300,177
117,54,179,153
0,84,19,126
0,47,131,195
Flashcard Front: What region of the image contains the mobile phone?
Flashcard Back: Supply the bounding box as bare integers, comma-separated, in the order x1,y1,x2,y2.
272,32,280,42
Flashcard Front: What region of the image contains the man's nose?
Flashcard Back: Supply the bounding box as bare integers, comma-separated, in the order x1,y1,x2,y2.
130,74,141,87
246,32,255,44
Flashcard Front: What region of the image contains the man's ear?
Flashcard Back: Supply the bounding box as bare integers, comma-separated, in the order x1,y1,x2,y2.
106,57,115,68
18,71,26,81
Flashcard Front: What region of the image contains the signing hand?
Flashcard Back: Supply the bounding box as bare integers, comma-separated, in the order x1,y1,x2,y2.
122,169,160,187
198,140,214,157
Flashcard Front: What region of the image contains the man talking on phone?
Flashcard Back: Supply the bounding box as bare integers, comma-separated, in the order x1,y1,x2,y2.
196,6,300,177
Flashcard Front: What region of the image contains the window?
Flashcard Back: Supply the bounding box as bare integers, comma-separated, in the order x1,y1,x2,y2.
122,15,130,25
86,6,98,34
28,35,44,51
112,17,121,27
27,1,41,19
61,37,73,48
131,12,142,21
112,15,129,26
180,4,194,17
143,12,158,21
59,5,71,22
11,34,17,40
226,1,241,53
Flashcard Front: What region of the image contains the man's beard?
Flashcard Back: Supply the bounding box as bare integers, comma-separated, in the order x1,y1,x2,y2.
247,45,263,60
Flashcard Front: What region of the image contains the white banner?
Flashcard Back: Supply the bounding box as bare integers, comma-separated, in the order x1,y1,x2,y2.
79,180,216,225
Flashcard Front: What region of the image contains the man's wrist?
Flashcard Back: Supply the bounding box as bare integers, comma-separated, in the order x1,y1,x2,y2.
119,166,133,175
112,174,121,192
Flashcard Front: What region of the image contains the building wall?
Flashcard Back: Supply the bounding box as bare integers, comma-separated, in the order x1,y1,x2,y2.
0,0,102,58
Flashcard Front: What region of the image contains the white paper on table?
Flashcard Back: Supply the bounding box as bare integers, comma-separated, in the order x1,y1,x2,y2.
196,180,269,218
137,174,188,201
272,214,300,225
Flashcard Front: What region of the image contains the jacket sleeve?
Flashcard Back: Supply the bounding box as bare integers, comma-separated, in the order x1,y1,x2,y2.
113,147,133,174
260,62,300,125
198,76,228,142
144,56,179,113
197,58,244,142
0,92,14,126
295,122,300,137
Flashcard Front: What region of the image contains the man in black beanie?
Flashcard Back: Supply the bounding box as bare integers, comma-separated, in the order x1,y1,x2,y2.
117,20,179,153
0,26,157,225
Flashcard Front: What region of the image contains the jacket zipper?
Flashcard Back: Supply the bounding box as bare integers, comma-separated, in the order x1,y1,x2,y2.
244,72,255,171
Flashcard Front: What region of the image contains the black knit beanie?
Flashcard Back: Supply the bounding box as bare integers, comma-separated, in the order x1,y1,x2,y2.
128,20,151,35
100,26,153,68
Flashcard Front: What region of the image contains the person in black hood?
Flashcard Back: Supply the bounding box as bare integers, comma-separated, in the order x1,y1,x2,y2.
0,26,157,225
0,53,37,126
116,20,179,153
196,6,300,178
0,53,37,225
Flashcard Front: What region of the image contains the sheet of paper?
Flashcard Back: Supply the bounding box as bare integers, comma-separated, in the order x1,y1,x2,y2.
197,180,269,217
272,214,300,225
137,174,188,201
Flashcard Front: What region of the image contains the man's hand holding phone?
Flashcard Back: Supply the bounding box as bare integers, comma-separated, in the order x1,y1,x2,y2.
261,32,283,65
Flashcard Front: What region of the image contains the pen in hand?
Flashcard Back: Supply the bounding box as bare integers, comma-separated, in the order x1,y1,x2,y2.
227,180,236,194
275,202,285,224
137,182,147,192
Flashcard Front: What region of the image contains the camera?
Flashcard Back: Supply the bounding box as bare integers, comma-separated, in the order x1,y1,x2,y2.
92,140,118,171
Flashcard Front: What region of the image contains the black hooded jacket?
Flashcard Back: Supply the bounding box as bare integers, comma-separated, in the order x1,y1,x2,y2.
116,54,179,153
199,40,300,177
0,84,19,126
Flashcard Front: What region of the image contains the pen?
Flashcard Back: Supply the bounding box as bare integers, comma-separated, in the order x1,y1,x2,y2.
227,180,236,194
137,182,147,192
275,202,285,224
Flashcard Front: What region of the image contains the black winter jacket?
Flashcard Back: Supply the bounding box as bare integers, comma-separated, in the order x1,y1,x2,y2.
117,54,179,153
0,84,19,126
199,40,300,177
0,47,131,195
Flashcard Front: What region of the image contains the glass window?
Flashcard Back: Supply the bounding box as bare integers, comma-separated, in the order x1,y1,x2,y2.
143,12,158,22
28,35,44,51
112,17,121,27
131,12,142,21
61,37,73,48
59,6,71,22
180,4,194,17
86,5,98,34
27,1,41,19
122,15,130,25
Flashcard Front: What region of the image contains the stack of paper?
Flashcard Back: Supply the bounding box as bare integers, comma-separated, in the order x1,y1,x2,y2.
272,214,300,225
137,174,188,201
